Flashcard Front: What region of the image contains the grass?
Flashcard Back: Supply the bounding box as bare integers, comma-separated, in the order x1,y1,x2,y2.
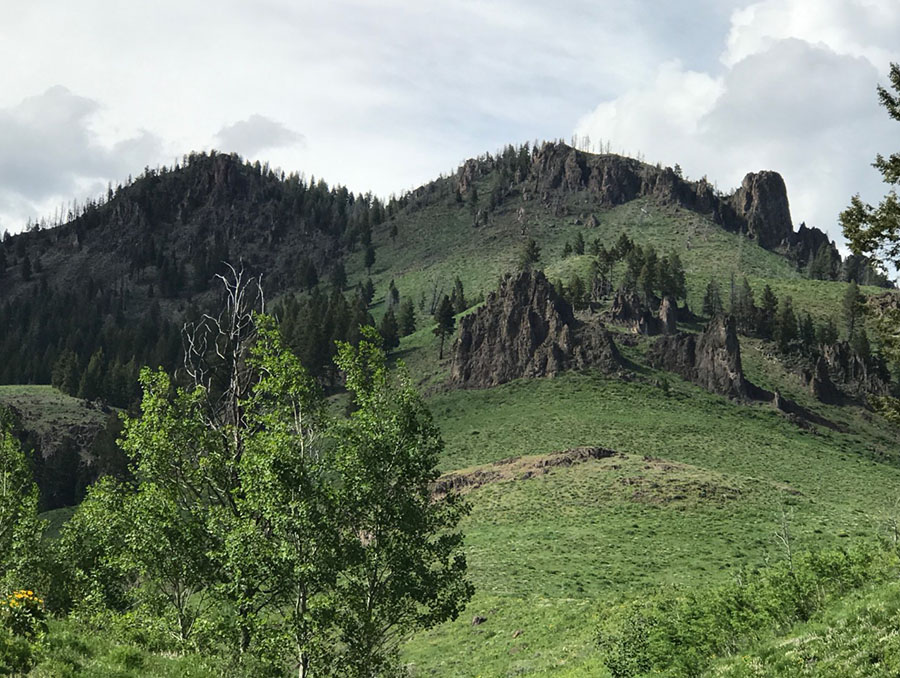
710,579,900,677
27,620,223,678
0,386,111,442
399,367,900,676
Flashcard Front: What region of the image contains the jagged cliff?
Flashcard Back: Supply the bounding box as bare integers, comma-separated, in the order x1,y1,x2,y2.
449,270,624,388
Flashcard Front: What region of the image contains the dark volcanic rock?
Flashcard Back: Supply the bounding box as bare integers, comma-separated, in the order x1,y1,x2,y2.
647,315,749,399
609,290,665,335
726,171,793,249
820,341,890,398
806,356,841,404
449,270,624,388
525,143,797,253
785,222,835,268
659,296,678,335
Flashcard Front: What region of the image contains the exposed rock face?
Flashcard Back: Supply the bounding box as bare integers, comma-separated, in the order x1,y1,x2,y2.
659,296,678,335
726,171,793,249
806,356,841,404
820,341,890,398
610,290,653,333
449,270,624,388
785,222,835,269
609,290,675,335
523,143,796,253
647,316,749,399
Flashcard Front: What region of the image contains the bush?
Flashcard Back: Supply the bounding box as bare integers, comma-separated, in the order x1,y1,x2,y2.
597,542,896,677
1,589,48,673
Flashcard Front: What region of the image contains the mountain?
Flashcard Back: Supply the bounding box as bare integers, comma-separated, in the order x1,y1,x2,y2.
3,142,900,676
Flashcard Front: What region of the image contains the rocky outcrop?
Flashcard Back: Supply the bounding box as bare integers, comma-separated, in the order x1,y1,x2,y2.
785,222,835,269
647,316,750,399
523,143,797,253
659,296,678,335
608,290,676,335
449,270,624,388
726,171,793,249
820,341,890,398
805,356,841,404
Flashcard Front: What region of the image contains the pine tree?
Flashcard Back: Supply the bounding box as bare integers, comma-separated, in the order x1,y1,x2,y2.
573,232,585,255
798,312,816,353
702,279,723,317
519,238,541,270
330,261,347,290
758,285,778,340
450,276,467,315
775,296,798,353
364,244,376,274
378,308,400,351
398,298,416,336
433,295,456,359
817,317,839,345
567,274,587,309
842,281,863,339
735,277,757,334
388,279,399,308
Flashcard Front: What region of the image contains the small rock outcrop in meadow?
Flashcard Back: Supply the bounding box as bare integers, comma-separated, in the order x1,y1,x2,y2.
449,269,623,388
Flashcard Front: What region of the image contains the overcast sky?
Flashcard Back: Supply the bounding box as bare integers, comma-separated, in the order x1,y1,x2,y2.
1,0,898,246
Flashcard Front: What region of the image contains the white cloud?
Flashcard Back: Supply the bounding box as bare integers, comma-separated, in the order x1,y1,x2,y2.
0,86,163,231
575,0,900,245
215,115,305,158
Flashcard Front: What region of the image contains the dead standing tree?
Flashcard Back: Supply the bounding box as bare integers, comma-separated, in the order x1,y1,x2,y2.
180,262,268,653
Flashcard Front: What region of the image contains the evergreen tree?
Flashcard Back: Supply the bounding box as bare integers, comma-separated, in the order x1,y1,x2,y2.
362,278,375,306
637,263,655,302
852,326,871,361
842,281,863,339
807,242,836,280
378,308,400,351
840,62,900,270
433,295,456,360
519,238,541,270
735,277,757,334
567,274,587,309
298,257,319,290
562,241,573,258
775,296,798,353
702,279,723,317
573,232,585,255
21,254,31,281
330,261,347,290
390,222,398,242
758,285,779,340
798,312,816,353
398,298,416,337
364,244,376,274
388,279,399,308
450,276,467,315
78,348,106,401
817,317,839,346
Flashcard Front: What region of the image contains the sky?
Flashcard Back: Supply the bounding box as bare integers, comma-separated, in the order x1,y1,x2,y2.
0,0,898,246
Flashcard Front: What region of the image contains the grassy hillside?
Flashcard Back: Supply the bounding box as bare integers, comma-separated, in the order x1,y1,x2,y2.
399,368,900,676
0,385,111,442
4,148,900,677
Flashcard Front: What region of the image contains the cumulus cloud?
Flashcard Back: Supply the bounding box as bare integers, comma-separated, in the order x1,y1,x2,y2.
575,0,900,245
0,86,162,231
214,115,305,158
